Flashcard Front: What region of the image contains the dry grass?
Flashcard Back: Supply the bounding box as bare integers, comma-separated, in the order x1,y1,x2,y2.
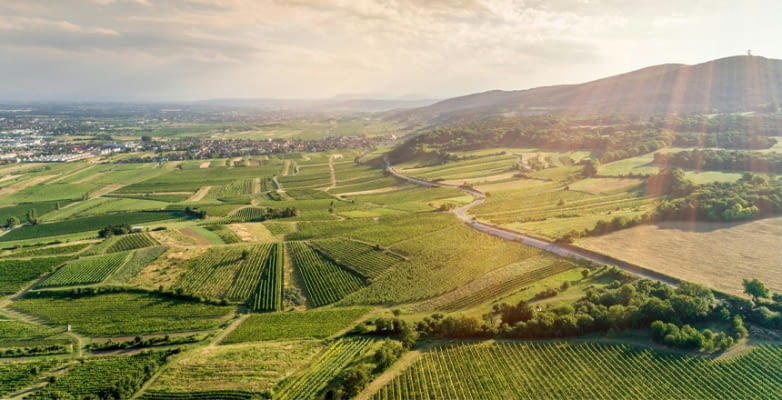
579,217,782,295
186,186,212,202
0,175,54,197
129,247,203,289
568,178,644,194
441,172,519,186
474,178,547,193
227,223,278,242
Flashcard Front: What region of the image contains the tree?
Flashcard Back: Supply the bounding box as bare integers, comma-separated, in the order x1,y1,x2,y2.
26,209,38,225
743,278,770,303
582,159,599,177
6,216,19,228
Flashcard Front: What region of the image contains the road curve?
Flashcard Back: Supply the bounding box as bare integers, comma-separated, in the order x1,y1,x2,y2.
384,156,678,286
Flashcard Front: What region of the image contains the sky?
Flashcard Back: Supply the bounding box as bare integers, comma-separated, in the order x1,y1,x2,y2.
0,0,779,102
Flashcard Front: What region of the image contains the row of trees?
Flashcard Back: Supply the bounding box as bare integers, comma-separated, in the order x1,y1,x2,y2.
654,149,782,174
353,268,759,350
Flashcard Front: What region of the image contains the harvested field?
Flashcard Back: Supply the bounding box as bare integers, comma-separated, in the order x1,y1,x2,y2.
579,217,782,295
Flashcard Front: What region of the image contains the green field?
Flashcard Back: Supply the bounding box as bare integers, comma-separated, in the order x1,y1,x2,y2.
38,251,131,287
221,308,370,344
0,211,184,242
0,256,71,294
29,351,173,400
372,341,782,400
11,292,234,336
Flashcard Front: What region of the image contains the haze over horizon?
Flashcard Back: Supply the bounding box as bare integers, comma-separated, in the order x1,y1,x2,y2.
0,0,779,102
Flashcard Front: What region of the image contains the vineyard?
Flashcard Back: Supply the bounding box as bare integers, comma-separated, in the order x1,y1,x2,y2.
0,210,184,242
247,243,283,312
11,292,234,336
104,232,159,253
173,244,278,303
106,246,167,284
5,242,91,258
0,358,60,397
38,251,131,287
437,260,577,312
221,308,369,344
274,337,374,400
0,256,70,294
310,238,403,278
227,207,267,222
29,351,173,399
371,341,782,400
205,179,255,200
288,242,366,307
147,340,323,395
140,390,258,400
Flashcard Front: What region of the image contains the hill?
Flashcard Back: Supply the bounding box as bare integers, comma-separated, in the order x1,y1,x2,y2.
391,55,782,123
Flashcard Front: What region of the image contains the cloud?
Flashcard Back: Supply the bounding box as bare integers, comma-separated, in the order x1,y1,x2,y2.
0,0,777,101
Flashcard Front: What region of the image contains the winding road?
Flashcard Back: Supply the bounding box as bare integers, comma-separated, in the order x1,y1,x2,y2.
384,156,678,285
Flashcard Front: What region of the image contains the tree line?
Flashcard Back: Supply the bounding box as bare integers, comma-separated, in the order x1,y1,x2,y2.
389,114,778,166
654,149,782,174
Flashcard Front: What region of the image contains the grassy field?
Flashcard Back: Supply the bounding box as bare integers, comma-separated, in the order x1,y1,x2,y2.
221,308,370,344
579,217,782,295
11,292,234,336
147,340,324,394
370,341,782,400
470,177,656,240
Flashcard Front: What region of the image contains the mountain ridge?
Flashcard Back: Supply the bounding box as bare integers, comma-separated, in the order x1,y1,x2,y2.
391,55,782,123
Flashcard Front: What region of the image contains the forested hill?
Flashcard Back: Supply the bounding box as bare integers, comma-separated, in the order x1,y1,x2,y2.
387,114,781,165
390,55,782,124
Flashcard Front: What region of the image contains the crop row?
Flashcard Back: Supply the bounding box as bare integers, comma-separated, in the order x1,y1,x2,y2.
140,390,258,400
372,342,782,400
438,260,576,312
0,211,183,242
275,337,374,400
221,308,370,343
0,256,71,294
106,246,167,285
38,251,131,288
225,244,274,302
248,243,283,312
6,242,90,258
174,244,277,303
206,179,255,200
0,359,61,397
29,351,173,400
173,246,247,301
11,292,234,336
310,238,402,278
104,233,159,253
288,242,365,307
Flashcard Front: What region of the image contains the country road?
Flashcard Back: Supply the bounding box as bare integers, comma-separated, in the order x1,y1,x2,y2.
384,156,679,286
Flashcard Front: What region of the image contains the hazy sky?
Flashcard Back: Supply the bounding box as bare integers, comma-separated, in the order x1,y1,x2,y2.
0,0,778,102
